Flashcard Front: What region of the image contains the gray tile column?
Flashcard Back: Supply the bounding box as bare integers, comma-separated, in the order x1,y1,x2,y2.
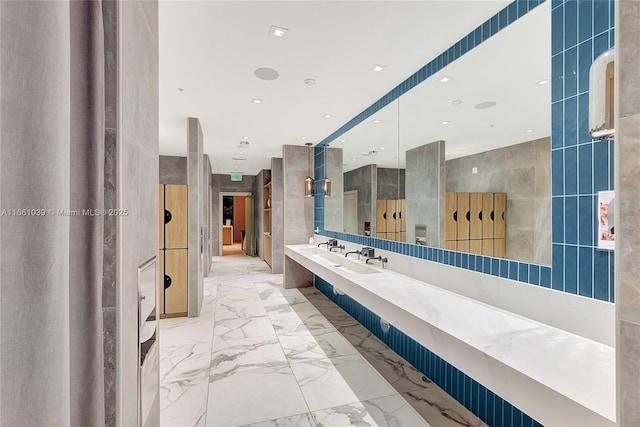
616,1,640,424
188,117,204,317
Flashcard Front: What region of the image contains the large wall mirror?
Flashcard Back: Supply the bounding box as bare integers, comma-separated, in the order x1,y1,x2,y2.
325,1,551,266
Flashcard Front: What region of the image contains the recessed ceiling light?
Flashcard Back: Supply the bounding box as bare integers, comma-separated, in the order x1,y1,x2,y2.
380,147,385,150
323,114,332,119
370,64,386,72
439,76,453,83
254,67,279,81
525,129,534,133
340,139,346,143
304,78,315,85
234,165,238,169
372,119,381,124
352,158,356,161
252,98,263,104
242,136,249,140
441,121,451,125
536,79,550,85
301,136,307,140
239,151,244,155
474,101,497,109
269,25,288,37
451,99,462,106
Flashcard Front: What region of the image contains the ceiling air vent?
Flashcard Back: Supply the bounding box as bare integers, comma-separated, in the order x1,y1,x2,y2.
232,157,247,161
238,141,251,148
363,150,378,157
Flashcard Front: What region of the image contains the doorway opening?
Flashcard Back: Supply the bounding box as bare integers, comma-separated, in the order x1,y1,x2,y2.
221,193,254,256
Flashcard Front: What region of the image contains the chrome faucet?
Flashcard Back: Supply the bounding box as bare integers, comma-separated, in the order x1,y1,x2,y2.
344,250,361,259
318,239,338,249
365,255,388,269
329,244,345,253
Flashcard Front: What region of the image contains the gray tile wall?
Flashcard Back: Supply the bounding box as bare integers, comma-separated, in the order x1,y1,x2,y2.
159,155,187,185
187,117,203,317
406,141,445,248
445,138,551,265
271,158,284,274
377,168,405,199
323,148,344,232
617,2,640,423
203,155,212,276
117,0,159,424
343,164,376,235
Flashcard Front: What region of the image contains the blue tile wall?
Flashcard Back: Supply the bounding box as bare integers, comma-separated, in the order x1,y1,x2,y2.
314,275,543,427
313,0,615,306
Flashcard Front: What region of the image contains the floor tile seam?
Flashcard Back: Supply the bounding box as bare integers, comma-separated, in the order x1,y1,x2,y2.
227,410,316,427
306,390,401,414
396,391,437,426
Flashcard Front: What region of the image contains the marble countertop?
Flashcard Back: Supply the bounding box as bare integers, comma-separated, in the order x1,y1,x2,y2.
285,244,615,426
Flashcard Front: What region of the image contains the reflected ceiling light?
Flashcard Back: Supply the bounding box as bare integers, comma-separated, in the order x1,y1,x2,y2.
372,119,382,124
340,139,346,143
301,136,307,140
242,136,249,140
252,98,263,104
525,129,534,133
254,68,279,80
536,79,550,85
441,121,451,125
269,25,288,37
451,99,462,106
370,64,386,72
439,76,453,83
474,101,497,109
304,143,315,197
352,158,356,161
323,114,332,119
380,147,385,150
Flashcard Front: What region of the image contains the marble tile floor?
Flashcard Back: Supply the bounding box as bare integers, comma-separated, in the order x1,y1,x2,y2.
160,255,486,427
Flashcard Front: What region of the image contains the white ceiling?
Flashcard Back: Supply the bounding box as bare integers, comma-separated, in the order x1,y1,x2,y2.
159,0,514,176
331,0,551,172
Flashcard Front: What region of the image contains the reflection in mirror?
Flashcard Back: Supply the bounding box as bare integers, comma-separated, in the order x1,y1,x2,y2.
325,2,551,266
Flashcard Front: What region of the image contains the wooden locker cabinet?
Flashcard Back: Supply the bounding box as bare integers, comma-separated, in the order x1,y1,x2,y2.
165,185,188,249
493,193,506,239
376,199,387,239
164,249,188,316
398,199,406,242
469,193,483,240
457,192,470,241
159,185,165,249
158,250,164,316
444,193,457,242
482,193,494,239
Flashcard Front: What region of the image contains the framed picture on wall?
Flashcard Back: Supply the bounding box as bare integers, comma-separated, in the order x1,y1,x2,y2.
598,191,615,250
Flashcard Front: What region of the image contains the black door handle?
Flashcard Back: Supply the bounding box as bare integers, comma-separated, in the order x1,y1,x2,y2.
165,209,172,224
479,211,483,221
383,212,387,220
466,211,470,221
392,211,396,220
453,211,458,222
164,274,172,290
490,210,495,221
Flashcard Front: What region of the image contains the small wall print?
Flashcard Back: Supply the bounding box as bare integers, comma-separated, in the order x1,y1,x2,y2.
598,191,615,250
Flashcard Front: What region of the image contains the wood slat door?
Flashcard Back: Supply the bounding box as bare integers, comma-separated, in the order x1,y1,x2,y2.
158,250,165,316
470,192,483,240
469,239,483,255
494,239,506,258
445,193,457,241
482,239,494,256
457,192,470,242
387,200,398,234
164,249,188,316
444,240,457,251
159,185,165,249
457,240,469,253
482,193,494,239
398,199,406,233
493,193,506,239
376,200,387,234
165,184,188,249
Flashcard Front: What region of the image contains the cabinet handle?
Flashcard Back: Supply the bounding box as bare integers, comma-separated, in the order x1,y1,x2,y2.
502,211,505,221
383,212,387,220
466,211,470,222
479,211,483,221
490,210,495,221
164,274,172,290
165,209,172,224
453,211,458,222
398,211,402,219
392,211,397,220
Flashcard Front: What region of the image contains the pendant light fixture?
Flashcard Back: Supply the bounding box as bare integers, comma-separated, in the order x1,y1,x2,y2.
322,145,331,197
304,142,315,197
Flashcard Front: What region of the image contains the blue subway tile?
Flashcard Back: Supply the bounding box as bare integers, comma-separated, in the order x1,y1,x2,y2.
565,245,578,294
540,266,552,287
565,196,578,244
609,28,615,49
517,0,528,18
551,4,564,55
492,258,500,276
508,2,518,24
577,93,590,147
609,251,615,302
519,263,529,283
552,150,564,196
564,96,578,147
513,407,523,427
499,8,508,31
464,375,473,409
552,244,564,290
578,195,594,246
478,384,487,421
578,144,592,194
468,254,475,271
565,146,578,195
552,197,564,243
552,101,564,148
503,402,513,427
610,0,615,28
499,260,509,278
529,265,540,285
593,140,609,191
593,31,610,60
609,140,614,190
578,0,593,42
509,261,519,281
577,41,592,96
593,249,609,301
490,15,499,36
522,413,534,427
471,380,480,415
456,252,462,267
494,396,504,427
551,55,564,103
461,253,469,269
484,257,491,274
486,391,495,426
564,0,578,48
482,22,490,42
579,246,594,297
593,0,609,35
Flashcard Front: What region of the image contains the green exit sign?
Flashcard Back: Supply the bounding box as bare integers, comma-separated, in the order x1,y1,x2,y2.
230,173,243,182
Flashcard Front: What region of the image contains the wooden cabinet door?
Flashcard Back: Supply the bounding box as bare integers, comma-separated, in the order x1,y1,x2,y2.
494,193,506,239
376,200,387,233
482,238,494,256
444,240,457,251
469,240,483,255
445,193,457,241
158,250,165,315
457,192,470,241
470,193,483,240
164,249,188,316
387,200,398,234
159,185,165,249
376,232,387,240
165,185,188,249
482,193,494,239
398,232,406,242
457,240,469,253
398,199,406,232
494,239,506,258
